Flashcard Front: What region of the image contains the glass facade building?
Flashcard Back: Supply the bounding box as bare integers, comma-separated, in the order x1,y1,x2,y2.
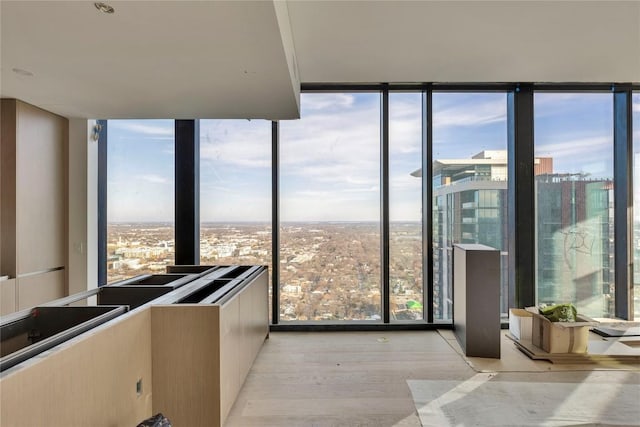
534,93,615,318
432,150,508,320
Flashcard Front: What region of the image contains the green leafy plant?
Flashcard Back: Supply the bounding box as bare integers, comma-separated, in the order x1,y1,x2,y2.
539,303,577,322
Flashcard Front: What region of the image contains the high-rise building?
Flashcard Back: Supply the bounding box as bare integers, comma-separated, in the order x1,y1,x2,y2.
535,174,614,317
432,150,509,320
430,148,614,319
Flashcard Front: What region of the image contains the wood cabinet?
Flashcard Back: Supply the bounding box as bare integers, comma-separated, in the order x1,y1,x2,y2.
0,309,153,427
151,269,269,426
1,99,68,313
0,269,269,427
0,278,16,315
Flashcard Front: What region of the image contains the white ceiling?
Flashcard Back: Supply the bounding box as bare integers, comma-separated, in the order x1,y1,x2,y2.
0,0,299,119
1,1,639,120
288,1,640,84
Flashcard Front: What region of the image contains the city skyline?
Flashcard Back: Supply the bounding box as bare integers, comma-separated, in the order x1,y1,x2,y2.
105,91,638,320
107,221,423,321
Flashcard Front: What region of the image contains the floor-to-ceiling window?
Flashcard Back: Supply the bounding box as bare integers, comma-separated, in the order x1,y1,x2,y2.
106,120,175,283
432,92,509,321
199,119,272,312
279,93,381,322
534,93,614,318
100,87,637,324
389,92,424,321
633,91,640,320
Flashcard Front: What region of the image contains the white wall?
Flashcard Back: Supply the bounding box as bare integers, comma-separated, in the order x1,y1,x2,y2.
67,119,98,295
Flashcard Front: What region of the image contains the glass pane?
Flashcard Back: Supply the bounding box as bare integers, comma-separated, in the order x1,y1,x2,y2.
389,93,423,321
107,120,175,283
534,93,614,318
199,120,272,316
280,93,381,322
432,93,508,321
633,92,640,320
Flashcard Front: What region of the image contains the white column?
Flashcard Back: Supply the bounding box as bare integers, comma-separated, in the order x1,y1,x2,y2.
67,118,98,294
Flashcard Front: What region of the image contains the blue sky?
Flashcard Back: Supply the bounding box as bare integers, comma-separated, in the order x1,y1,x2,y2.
107,120,175,222
280,93,382,221
535,93,614,180
107,92,637,223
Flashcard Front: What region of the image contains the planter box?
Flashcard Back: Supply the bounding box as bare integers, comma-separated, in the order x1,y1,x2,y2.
525,307,596,353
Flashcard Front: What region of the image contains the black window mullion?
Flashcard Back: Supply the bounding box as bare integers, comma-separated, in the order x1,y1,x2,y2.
381,88,390,323
97,120,108,286
272,121,280,325
424,89,434,323
507,85,535,309
174,119,200,265
614,85,633,320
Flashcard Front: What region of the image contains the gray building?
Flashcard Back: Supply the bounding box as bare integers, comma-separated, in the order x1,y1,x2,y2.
431,150,509,320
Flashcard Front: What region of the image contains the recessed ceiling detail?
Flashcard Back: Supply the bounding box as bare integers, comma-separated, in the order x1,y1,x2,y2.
93,2,114,14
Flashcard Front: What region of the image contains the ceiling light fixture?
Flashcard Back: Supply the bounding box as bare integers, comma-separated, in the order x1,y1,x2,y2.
94,2,115,14
12,68,33,77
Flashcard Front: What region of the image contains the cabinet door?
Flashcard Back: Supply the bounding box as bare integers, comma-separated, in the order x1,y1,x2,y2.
1,278,16,315
17,269,65,310
16,102,67,274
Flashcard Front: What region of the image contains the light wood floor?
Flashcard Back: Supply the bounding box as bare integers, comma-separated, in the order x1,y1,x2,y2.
225,331,640,426
225,331,476,426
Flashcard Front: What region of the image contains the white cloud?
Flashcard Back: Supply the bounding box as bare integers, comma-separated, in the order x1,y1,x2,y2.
390,200,421,222
535,93,589,106
197,99,420,201
135,174,170,184
390,95,422,118
534,93,613,120
536,135,613,177
107,182,173,222
281,194,379,222
389,117,422,157
302,93,355,111
433,99,506,128
200,143,270,168
200,194,271,222
390,174,421,191
199,120,271,168
110,121,174,138
200,183,234,194
281,106,379,163
292,189,331,198
278,95,422,220
283,160,379,188
536,136,610,157
342,185,379,193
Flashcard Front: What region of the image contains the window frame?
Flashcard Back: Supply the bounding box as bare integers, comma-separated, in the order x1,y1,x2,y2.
98,83,639,326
